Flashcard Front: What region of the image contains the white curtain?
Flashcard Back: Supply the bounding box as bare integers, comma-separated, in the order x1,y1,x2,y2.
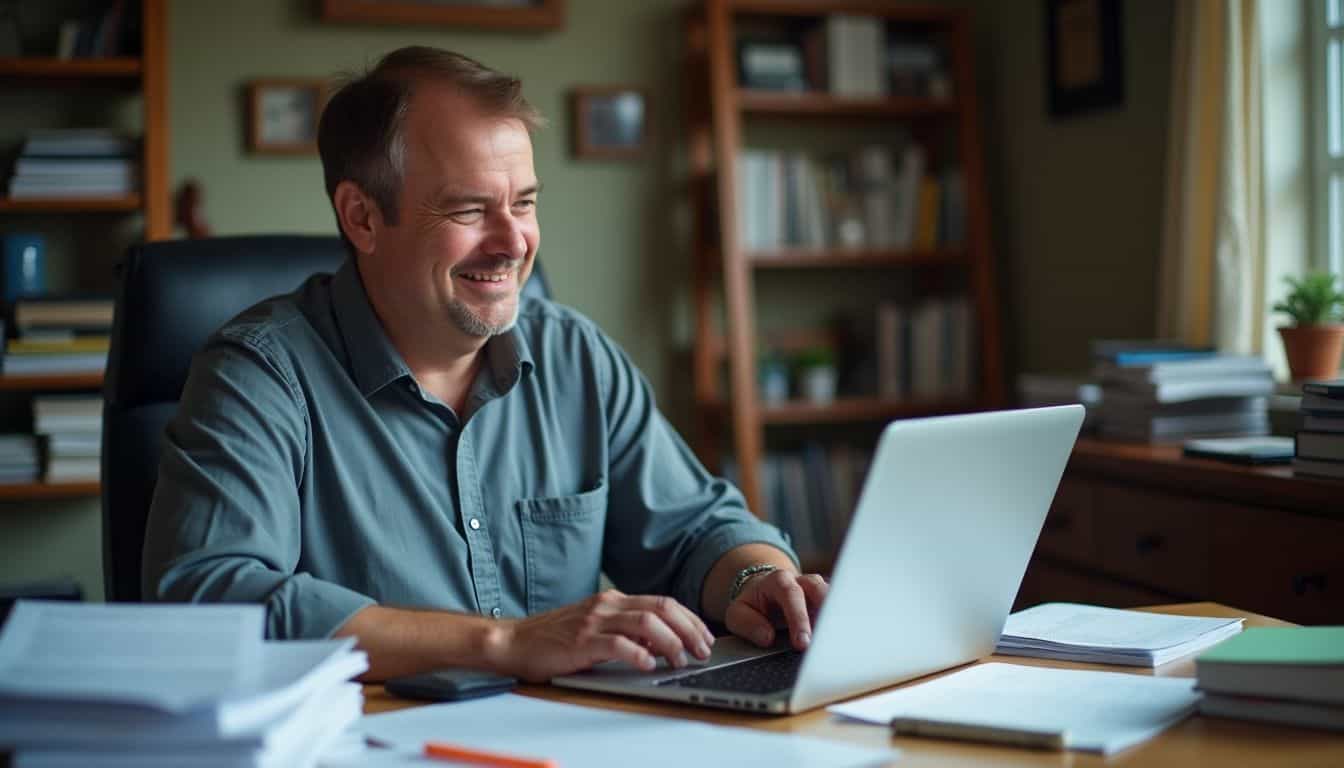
1158,0,1309,374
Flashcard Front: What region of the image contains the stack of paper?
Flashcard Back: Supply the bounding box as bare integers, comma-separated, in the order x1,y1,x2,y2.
0,601,366,768
324,693,896,767
829,663,1201,755
996,603,1243,666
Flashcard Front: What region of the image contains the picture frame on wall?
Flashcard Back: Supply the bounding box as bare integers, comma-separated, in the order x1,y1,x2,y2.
1045,0,1124,118
319,0,564,30
247,79,328,155
570,87,648,160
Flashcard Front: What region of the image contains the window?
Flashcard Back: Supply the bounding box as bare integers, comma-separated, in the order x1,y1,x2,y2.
1315,0,1344,273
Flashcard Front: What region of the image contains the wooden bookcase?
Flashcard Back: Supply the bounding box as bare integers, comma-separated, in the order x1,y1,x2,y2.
0,0,168,500
684,0,1004,553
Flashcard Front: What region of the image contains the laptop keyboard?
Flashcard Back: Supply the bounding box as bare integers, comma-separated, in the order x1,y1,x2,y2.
655,651,803,695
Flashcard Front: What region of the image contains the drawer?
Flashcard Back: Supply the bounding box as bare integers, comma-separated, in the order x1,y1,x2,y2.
1212,507,1344,625
1015,556,1174,612
1095,485,1211,597
1036,478,1096,564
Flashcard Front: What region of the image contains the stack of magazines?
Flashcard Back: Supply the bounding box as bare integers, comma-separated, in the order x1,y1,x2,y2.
1091,340,1274,441
0,601,366,768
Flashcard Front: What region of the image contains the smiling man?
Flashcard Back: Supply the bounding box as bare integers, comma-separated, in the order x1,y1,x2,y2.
142,47,827,682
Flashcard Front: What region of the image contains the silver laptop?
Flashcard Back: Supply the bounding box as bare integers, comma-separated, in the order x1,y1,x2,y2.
552,405,1085,714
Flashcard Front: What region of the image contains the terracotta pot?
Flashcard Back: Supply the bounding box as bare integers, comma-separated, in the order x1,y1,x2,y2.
1278,324,1344,381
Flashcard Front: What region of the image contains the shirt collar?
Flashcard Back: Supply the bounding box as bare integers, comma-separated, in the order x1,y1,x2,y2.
332,259,536,399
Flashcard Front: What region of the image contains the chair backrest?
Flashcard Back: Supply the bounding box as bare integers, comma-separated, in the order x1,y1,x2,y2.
101,235,552,601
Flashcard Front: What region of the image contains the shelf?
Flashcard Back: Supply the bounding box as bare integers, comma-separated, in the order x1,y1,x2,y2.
703,395,981,425
0,373,104,391
0,481,100,500
0,195,143,213
747,247,969,268
737,90,958,118
0,57,142,80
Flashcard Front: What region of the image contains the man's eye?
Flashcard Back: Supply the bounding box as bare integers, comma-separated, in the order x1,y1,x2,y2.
449,209,484,222
514,199,537,211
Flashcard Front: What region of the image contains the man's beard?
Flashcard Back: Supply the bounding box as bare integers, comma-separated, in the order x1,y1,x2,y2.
447,298,519,338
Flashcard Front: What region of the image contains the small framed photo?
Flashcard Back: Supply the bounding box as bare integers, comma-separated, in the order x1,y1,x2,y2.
570,87,648,160
247,79,329,154
1045,0,1124,118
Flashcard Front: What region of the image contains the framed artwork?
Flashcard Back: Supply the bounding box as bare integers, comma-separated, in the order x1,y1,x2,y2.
247,79,328,155
570,87,648,160
1045,0,1124,118
319,0,563,30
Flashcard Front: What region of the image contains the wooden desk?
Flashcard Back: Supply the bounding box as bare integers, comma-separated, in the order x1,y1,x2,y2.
364,603,1344,767
1018,439,1344,624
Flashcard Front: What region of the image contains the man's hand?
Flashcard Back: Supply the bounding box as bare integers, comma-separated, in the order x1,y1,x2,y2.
492,590,716,682
725,569,829,650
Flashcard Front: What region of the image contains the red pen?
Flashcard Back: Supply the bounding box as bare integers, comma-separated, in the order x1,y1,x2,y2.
424,740,560,768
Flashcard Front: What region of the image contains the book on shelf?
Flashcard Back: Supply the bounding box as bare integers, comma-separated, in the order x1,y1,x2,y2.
825,14,885,97
1195,627,1344,706
1095,355,1271,384
11,296,115,331
19,130,138,159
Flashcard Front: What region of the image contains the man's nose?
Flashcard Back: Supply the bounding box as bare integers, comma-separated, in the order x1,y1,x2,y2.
483,210,528,259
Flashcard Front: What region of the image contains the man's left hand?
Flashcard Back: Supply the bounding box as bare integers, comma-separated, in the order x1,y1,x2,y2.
725,569,829,650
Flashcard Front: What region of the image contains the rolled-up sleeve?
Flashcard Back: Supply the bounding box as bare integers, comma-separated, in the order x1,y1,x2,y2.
592,331,798,615
141,335,375,639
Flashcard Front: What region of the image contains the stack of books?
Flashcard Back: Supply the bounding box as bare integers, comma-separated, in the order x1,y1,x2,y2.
34,395,103,483
1293,380,1344,480
0,434,39,484
1091,341,1275,441
1196,627,1344,731
2,296,114,376
6,129,138,200
0,601,367,767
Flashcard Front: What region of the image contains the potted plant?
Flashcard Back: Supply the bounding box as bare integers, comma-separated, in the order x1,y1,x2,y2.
794,347,838,404
1273,272,1344,381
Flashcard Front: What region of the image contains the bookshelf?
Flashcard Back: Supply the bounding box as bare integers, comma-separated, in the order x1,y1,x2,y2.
0,1,166,502
685,1,1004,564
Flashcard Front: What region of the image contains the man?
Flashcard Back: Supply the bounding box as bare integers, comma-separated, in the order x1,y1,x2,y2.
142,47,828,682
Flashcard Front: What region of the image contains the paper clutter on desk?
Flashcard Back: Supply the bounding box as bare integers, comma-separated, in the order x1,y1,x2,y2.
996,602,1243,666
0,600,367,767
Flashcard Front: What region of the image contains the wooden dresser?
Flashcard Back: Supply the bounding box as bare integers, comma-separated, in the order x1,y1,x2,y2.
1017,438,1344,625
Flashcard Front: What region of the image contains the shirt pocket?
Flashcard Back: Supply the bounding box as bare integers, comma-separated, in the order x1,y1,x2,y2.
517,480,607,615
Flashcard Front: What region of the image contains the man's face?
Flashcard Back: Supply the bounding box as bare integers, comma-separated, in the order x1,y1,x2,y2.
369,81,539,340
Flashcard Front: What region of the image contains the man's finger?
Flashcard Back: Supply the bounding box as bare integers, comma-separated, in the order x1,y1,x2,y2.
587,633,655,672
797,573,829,618
607,610,691,667
763,572,813,649
621,595,715,657
724,598,775,647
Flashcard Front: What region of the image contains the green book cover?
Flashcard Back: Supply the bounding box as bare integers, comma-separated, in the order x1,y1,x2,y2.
1197,627,1344,666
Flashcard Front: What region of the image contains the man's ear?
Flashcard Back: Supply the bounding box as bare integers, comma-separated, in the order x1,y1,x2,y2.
332,180,381,256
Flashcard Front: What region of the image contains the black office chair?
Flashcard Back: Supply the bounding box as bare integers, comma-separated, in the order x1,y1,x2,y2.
101,235,552,602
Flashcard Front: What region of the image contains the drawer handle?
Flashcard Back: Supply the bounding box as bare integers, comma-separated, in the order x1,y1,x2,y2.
1135,534,1164,554
1292,573,1327,596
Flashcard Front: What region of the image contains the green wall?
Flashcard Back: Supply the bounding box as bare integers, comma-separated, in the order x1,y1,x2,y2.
0,0,1176,602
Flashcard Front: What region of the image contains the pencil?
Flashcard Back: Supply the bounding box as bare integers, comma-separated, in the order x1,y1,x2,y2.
424,740,561,768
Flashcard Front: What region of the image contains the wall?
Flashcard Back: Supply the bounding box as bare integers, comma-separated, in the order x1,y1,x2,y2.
965,0,1175,376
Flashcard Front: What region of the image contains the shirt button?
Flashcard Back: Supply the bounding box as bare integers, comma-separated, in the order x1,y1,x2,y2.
469,518,481,530
491,607,502,619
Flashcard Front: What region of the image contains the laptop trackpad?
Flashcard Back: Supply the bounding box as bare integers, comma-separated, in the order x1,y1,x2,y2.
554,635,778,686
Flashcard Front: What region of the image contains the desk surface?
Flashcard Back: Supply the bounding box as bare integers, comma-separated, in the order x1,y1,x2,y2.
1070,438,1342,516
364,603,1344,766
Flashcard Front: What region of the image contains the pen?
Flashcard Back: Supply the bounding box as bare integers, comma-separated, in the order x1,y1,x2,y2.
890,717,1067,751
424,740,560,768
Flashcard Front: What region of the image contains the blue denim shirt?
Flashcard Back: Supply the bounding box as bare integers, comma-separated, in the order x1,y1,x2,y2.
142,259,794,639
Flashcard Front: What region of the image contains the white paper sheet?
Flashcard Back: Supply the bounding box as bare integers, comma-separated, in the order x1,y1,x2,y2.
1000,602,1242,654
828,663,1200,755
342,694,895,768
0,601,264,711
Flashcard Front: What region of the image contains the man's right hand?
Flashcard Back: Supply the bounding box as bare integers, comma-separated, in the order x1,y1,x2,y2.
490,590,716,682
